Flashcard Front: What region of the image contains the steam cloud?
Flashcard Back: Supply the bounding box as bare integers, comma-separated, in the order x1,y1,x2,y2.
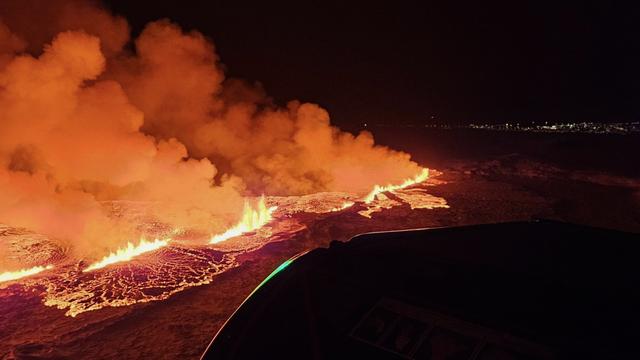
0,0,423,261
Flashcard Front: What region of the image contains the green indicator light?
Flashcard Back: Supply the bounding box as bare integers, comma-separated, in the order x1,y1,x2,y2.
255,259,293,290
247,251,308,298
203,256,298,351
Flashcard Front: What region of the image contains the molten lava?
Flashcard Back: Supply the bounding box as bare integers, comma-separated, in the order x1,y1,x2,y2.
0,265,54,283
330,201,355,212
210,196,277,244
6,170,447,317
0,2,452,323
83,238,170,272
364,168,430,204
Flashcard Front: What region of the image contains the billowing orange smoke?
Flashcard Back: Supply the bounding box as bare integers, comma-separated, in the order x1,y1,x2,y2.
0,1,428,266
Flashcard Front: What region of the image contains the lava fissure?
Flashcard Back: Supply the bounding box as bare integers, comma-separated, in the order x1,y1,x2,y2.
210,196,277,244
83,238,170,272
0,0,446,318
0,264,54,283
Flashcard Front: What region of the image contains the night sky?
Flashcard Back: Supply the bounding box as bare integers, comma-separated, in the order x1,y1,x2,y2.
104,1,640,128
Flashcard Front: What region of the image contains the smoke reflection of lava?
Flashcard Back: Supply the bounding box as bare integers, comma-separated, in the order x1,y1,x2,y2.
0,2,452,323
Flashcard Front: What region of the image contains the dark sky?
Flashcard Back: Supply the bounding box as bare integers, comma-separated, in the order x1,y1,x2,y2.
104,1,640,128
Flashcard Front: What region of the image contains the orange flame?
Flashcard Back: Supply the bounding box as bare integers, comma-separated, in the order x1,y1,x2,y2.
330,201,355,212
210,196,277,244
0,264,54,283
363,168,429,204
83,238,169,272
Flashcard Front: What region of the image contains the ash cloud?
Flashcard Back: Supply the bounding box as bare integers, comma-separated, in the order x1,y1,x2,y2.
0,1,423,260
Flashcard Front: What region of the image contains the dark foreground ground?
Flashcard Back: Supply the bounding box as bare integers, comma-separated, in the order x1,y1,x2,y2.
1,128,638,359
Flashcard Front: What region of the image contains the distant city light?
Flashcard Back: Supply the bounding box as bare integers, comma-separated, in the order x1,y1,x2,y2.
462,121,639,134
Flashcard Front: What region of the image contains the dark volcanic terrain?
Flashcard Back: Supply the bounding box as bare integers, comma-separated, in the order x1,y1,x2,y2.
1,129,639,359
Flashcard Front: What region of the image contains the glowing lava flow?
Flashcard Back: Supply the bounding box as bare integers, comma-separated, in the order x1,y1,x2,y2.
83,238,169,272
363,168,430,203
210,196,277,244
330,201,355,212
0,265,54,283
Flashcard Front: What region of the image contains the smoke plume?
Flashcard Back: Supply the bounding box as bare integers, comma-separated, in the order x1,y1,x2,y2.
0,0,423,260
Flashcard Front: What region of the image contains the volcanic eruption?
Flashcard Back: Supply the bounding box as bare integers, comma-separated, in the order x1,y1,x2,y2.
0,0,448,316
